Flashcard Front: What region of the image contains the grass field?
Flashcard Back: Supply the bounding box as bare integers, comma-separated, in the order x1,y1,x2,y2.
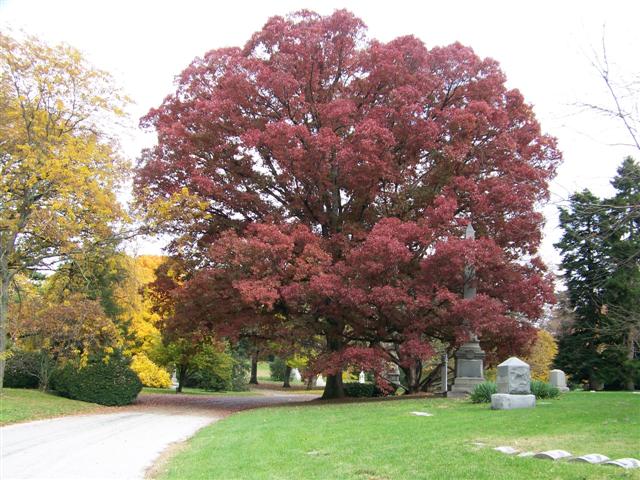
141,387,259,396
0,388,100,425
157,392,640,480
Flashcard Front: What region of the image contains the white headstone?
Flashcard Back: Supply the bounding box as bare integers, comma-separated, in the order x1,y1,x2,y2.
604,458,640,469
292,368,302,381
494,446,519,455
549,369,569,392
497,357,531,394
534,450,573,461
571,454,610,464
316,375,326,387
359,371,365,384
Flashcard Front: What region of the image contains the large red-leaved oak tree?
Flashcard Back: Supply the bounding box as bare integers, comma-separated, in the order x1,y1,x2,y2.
136,10,560,398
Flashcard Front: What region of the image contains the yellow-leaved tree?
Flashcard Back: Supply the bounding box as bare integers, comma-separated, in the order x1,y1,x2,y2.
113,255,172,388
0,32,129,388
524,329,559,381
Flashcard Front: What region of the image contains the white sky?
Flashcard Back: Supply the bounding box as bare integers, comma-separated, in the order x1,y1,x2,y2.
2,0,638,270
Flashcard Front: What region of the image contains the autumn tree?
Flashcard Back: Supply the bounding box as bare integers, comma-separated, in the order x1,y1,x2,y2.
136,10,560,398
9,292,121,389
0,33,129,388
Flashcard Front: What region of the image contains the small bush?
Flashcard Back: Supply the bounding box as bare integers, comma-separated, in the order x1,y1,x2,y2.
343,382,386,398
269,357,288,381
470,382,497,403
530,380,560,399
51,354,142,406
4,350,40,388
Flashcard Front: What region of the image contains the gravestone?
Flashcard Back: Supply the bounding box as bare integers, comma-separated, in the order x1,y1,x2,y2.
549,369,570,392
491,357,536,410
316,375,326,387
292,368,302,382
604,458,640,469
571,454,610,464
534,450,573,461
447,224,487,397
359,371,365,384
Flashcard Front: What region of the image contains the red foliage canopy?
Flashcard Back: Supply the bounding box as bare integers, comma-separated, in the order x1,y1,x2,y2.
136,10,560,396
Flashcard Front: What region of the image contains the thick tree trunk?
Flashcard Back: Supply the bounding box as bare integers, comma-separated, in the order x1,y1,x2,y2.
249,349,259,384
0,264,11,391
625,329,636,391
283,365,292,388
177,364,188,393
401,360,422,394
322,373,344,399
321,333,345,399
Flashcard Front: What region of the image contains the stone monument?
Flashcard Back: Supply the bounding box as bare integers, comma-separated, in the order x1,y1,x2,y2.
359,371,366,384
448,224,486,397
292,368,302,382
549,369,570,392
491,357,536,410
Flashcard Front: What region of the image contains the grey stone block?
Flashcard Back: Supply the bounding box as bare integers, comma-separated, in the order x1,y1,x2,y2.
534,450,573,461
497,357,531,394
604,458,640,469
550,369,569,392
491,393,536,410
571,454,610,464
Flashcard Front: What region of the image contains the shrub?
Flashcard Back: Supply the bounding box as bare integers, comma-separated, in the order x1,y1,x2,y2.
130,354,171,388
343,382,387,398
51,354,142,406
530,380,560,399
184,345,248,391
4,349,40,388
269,357,288,381
470,382,497,403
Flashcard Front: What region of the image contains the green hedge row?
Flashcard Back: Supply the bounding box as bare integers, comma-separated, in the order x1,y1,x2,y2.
343,382,386,397
51,355,142,406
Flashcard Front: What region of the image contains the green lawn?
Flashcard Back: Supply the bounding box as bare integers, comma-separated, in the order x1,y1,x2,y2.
0,388,100,425
157,392,640,480
141,387,259,396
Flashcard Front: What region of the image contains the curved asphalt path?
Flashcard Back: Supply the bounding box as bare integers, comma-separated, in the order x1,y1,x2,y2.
0,389,318,480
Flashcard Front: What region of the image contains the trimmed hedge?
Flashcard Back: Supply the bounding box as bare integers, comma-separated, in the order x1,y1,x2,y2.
343,382,385,398
51,355,142,406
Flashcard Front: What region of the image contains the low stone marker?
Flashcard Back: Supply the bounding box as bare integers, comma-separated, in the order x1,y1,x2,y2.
571,454,610,464
410,411,433,417
534,450,573,461
491,357,536,410
549,369,570,393
494,446,519,454
604,458,640,469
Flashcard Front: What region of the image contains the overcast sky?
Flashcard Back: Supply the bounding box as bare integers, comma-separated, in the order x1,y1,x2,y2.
2,0,638,270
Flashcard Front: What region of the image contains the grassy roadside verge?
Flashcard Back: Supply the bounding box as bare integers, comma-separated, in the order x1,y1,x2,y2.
156,392,640,480
0,388,101,425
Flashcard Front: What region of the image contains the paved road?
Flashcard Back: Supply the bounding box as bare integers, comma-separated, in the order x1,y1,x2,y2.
1,390,318,480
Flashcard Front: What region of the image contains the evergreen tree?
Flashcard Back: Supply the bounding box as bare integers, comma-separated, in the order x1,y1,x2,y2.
555,158,640,389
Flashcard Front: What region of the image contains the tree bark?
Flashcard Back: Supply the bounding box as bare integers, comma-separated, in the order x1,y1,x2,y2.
625,328,636,391
321,333,345,399
283,365,292,388
0,260,11,391
249,348,259,384
177,364,188,393
322,372,344,399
